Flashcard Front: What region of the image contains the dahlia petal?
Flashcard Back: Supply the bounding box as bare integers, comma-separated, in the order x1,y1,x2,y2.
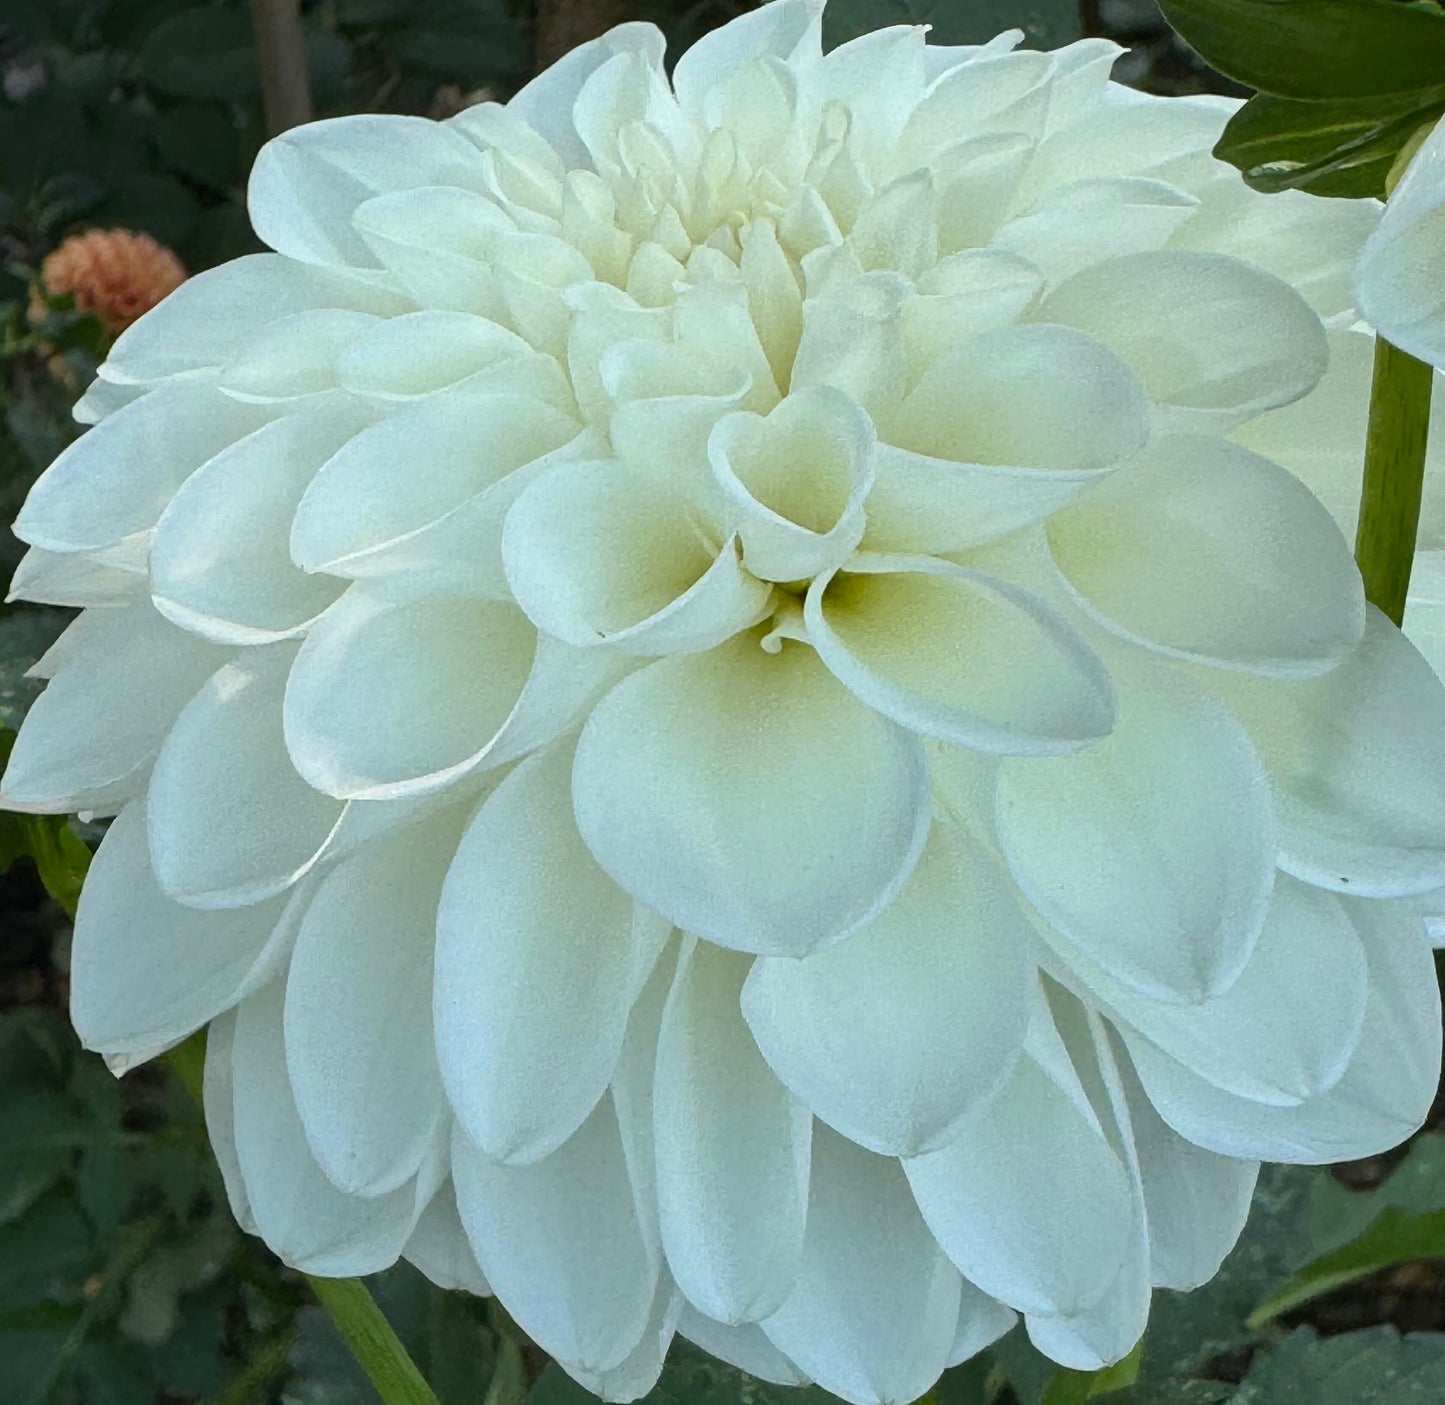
453,1097,658,1373
217,309,377,402
655,939,811,1324
1353,114,1445,366
290,391,579,577
1085,875,1367,1107
151,406,361,645
947,1281,1017,1368
435,743,637,1164
101,254,405,384
1126,897,1441,1163
896,51,1054,170
8,547,143,608
872,323,1149,549
611,939,677,1262
230,981,423,1274
562,1278,681,1404
404,1181,490,1296
992,177,1197,289
248,114,490,270
1115,1052,1258,1292
1207,610,1445,897
71,374,148,424
509,23,666,168
806,556,1116,754
673,0,820,126
572,633,931,957
762,1128,963,1405
1176,180,1379,322
284,820,452,1197
1038,250,1328,430
284,590,537,799
202,1008,256,1235
707,386,873,583
1022,1004,1150,1371
14,380,269,552
995,657,1275,1004
742,821,1031,1156
904,1034,1135,1318
334,311,534,400
68,802,290,1057
352,186,513,316
502,459,773,653
1,599,226,807
1048,436,1365,677
678,1309,809,1385
901,250,1043,378
146,648,347,908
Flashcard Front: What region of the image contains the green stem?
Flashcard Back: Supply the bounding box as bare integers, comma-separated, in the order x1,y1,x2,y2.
306,1276,442,1405
1354,336,1434,625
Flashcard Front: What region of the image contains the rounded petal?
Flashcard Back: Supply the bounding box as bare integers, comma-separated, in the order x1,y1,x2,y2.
762,1128,963,1405
146,649,347,908
1038,250,1328,430
806,556,1116,754
69,802,290,1057
905,1038,1135,1319
1086,875,1368,1107
283,590,538,800
290,391,580,578
1,600,226,808
678,1309,809,1386
403,1180,491,1297
285,818,453,1196
572,633,931,957
1047,436,1365,678
453,1098,658,1373
248,114,489,270
231,981,425,1275
100,254,404,385
435,743,638,1164
150,406,360,644
1115,1054,1258,1292
14,381,269,553
1126,897,1441,1163
654,939,811,1324
1208,609,1445,897
742,821,1032,1156
995,656,1276,1004
502,459,773,655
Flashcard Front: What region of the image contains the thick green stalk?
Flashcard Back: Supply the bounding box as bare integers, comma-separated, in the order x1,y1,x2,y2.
306,1276,442,1405
1354,336,1434,625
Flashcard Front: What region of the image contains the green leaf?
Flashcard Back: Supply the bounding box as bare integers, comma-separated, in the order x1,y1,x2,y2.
823,0,1083,49
1214,88,1445,198
138,8,260,101
1039,1343,1142,1403
1157,0,1445,101
383,0,529,84
1231,1327,1445,1402
1249,1203,1445,1326
152,103,245,189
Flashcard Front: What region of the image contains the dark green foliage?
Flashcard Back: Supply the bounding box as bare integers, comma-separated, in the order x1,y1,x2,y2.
1158,0,1445,198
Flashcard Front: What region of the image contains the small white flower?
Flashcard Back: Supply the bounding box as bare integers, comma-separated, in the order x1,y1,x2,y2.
5,3,1444,1400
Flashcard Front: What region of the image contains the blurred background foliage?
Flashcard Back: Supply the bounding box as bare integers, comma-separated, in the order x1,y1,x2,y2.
0,1,1442,1403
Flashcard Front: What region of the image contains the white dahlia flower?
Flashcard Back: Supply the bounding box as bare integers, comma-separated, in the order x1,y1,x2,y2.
5,2,1445,1400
